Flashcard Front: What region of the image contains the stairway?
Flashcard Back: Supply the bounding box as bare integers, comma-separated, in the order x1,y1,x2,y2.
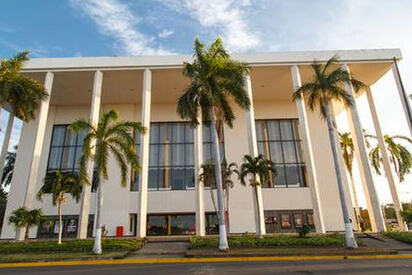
127,236,191,258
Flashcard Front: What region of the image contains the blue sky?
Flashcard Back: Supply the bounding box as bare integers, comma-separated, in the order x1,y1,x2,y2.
1,0,411,205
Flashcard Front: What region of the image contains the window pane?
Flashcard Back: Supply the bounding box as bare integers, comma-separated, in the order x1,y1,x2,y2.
256,121,264,141
52,126,66,146
267,120,280,140
171,168,185,190
299,166,307,187
171,123,185,143
76,129,88,146
185,144,194,166
149,144,158,166
285,165,300,187
293,214,304,228
202,125,211,143
292,120,300,139
269,142,283,163
150,124,159,143
61,147,76,169
148,168,158,189
48,147,63,169
159,168,166,189
171,144,185,166
280,120,293,140
185,124,194,143
74,146,82,169
159,124,169,143
257,142,265,157
185,167,195,188
203,144,212,163
282,141,297,163
64,130,77,146
274,165,286,187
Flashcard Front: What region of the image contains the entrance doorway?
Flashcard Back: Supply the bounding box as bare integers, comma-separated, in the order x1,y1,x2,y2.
147,214,196,236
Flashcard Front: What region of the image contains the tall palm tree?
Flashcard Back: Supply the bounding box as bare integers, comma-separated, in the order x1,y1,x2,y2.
8,207,44,241
1,146,17,187
0,51,48,122
199,159,238,229
293,55,365,248
37,170,82,244
69,109,145,254
239,154,275,238
177,37,250,250
338,132,361,230
366,133,412,230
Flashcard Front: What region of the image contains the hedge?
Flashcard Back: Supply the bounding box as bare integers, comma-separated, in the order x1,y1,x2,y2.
190,234,348,249
0,238,144,254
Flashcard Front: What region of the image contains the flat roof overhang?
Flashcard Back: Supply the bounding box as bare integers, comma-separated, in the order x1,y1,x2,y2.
19,48,401,109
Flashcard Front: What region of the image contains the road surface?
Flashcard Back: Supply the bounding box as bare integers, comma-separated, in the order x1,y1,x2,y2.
1,259,412,274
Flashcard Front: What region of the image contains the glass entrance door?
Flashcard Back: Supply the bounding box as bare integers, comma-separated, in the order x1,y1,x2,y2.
147,214,195,236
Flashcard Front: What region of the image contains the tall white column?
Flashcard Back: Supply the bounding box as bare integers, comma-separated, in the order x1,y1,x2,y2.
77,70,103,239
291,65,326,233
366,87,407,231
194,114,205,236
0,113,14,180
16,71,54,241
342,63,386,232
392,60,412,136
244,74,266,236
137,69,151,238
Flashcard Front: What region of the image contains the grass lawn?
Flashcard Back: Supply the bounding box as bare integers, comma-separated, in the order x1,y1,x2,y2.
383,231,412,244
190,234,362,249
0,238,144,263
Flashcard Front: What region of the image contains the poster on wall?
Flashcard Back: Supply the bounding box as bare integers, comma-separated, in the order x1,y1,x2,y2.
67,219,77,233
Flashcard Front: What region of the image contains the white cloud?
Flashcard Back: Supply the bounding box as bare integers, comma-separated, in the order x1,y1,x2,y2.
158,29,174,39
69,0,172,55
158,0,259,52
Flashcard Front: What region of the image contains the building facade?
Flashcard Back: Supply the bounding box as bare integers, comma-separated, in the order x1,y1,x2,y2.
0,49,405,240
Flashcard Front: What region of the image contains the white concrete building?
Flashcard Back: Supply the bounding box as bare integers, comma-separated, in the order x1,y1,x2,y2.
0,49,406,239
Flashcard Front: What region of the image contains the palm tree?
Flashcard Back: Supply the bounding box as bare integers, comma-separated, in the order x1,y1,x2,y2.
366,133,412,230
293,55,365,248
1,146,17,187
69,109,145,254
8,207,44,241
239,154,275,238
177,37,250,250
37,170,82,244
0,51,48,122
338,132,361,230
199,159,238,230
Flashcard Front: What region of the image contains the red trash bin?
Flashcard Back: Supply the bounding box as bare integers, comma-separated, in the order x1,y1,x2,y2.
116,226,124,237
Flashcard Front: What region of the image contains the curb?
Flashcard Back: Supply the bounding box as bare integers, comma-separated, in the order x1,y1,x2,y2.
1,254,412,268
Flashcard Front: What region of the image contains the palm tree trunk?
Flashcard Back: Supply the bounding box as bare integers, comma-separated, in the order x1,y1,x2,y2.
225,188,230,232
254,184,263,238
93,177,103,254
348,173,361,231
24,226,29,241
58,202,63,244
210,110,229,251
324,103,358,248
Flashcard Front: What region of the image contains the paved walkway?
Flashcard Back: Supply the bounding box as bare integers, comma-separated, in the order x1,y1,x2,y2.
127,241,190,259
358,233,412,251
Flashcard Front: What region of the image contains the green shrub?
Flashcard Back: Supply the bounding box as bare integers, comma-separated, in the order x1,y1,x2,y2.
296,225,311,238
384,231,412,244
190,234,348,249
0,238,144,254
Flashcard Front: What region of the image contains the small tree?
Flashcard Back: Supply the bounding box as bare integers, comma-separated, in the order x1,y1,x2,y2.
8,207,44,241
70,109,145,254
37,170,82,244
199,160,238,230
239,154,275,238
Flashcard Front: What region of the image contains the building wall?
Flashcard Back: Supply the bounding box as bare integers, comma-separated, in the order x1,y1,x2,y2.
1,98,350,238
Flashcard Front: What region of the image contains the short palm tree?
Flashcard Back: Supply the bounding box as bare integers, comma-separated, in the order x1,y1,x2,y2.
0,51,48,122
37,170,82,244
177,37,249,250
239,154,275,238
293,55,365,248
338,132,361,230
69,109,145,254
199,160,238,229
1,146,17,187
366,133,412,230
8,207,44,241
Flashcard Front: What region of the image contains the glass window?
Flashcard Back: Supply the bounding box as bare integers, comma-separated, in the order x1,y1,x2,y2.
47,125,97,191
202,124,225,163
146,122,195,191
280,214,292,229
256,119,307,188
293,213,304,228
